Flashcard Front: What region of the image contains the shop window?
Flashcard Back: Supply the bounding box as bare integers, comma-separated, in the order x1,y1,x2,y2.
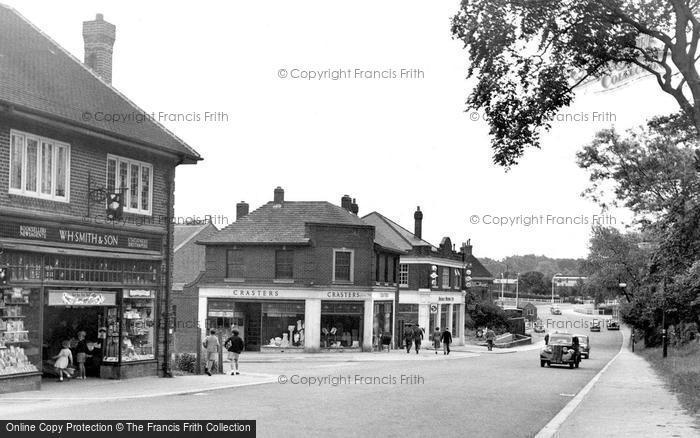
333,250,353,282
226,249,244,278
262,302,304,348
399,264,409,287
121,290,155,362
442,267,450,289
0,288,39,376
321,301,363,348
9,130,70,202
275,250,294,280
106,154,153,215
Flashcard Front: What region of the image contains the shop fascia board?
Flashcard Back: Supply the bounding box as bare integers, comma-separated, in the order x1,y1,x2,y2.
399,256,468,269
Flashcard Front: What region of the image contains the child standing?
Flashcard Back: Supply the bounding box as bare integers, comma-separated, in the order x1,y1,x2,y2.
75,331,89,380
53,340,73,382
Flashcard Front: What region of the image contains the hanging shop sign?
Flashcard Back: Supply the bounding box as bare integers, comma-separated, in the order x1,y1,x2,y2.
1,220,161,251
48,290,117,306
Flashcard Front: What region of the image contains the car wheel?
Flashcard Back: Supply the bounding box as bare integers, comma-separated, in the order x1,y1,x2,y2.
540,361,545,367
546,361,551,367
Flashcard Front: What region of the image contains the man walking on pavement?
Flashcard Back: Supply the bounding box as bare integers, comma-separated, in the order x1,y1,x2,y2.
432,327,441,354
224,329,244,375
485,327,496,351
413,323,424,354
203,329,220,376
441,327,452,355
404,323,414,354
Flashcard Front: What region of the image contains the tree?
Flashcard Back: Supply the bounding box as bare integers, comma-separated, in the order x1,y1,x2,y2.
582,226,648,302
519,271,549,295
451,0,700,167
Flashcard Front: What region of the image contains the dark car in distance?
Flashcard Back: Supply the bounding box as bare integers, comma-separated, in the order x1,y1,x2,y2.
607,320,620,330
575,334,590,359
590,320,601,332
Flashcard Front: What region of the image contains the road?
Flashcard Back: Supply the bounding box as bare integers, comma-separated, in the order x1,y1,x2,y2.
1,305,622,438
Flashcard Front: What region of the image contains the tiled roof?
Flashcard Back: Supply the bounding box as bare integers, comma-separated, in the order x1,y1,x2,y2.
0,5,201,162
362,211,493,278
174,223,217,252
362,212,435,251
199,201,372,245
465,254,493,279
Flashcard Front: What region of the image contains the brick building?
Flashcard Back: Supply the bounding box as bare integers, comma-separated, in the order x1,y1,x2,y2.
171,221,216,353
0,7,200,393
362,208,493,346
176,189,404,354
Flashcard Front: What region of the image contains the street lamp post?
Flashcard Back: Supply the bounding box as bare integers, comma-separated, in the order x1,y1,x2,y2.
515,272,520,308
551,273,562,305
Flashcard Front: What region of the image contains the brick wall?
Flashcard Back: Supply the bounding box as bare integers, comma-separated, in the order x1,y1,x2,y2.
0,114,181,378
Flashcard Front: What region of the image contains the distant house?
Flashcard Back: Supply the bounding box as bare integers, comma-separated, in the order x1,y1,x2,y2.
518,302,538,322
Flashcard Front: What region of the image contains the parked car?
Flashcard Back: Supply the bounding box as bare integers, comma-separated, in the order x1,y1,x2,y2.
533,322,545,333
550,306,562,315
540,332,581,368
607,320,620,330
575,334,590,359
590,320,601,332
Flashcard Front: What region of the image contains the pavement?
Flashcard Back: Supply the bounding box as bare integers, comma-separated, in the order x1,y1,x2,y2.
539,326,700,438
0,372,279,401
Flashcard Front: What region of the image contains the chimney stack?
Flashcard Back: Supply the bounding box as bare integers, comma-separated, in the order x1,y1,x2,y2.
236,202,249,220
462,238,473,256
273,187,285,204
414,206,423,239
350,198,359,215
83,13,116,84
341,195,352,211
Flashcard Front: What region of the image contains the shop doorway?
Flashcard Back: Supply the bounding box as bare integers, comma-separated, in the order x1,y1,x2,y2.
43,306,107,377
206,301,262,352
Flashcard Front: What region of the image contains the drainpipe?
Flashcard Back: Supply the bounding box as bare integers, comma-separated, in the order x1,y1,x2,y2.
162,160,180,377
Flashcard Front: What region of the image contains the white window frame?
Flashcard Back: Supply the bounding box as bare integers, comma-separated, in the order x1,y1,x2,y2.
8,130,70,203
106,154,153,216
442,266,450,289
332,248,354,283
399,264,409,288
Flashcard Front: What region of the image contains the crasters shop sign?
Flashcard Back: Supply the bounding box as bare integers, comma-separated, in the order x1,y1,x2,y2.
1,221,160,251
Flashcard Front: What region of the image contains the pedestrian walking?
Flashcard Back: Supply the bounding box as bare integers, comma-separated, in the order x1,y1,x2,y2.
404,324,414,353
485,327,496,351
380,331,392,352
223,329,244,375
203,329,220,376
413,323,424,354
441,327,452,355
432,327,441,354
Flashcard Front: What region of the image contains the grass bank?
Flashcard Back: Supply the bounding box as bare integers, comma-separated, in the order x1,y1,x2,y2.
636,341,700,421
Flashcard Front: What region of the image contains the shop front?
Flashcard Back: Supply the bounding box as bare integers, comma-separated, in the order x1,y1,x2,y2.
398,290,465,346
0,219,165,393
198,287,395,353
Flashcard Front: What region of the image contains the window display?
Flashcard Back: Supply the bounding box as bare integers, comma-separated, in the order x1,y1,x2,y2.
262,302,304,348
0,289,38,375
321,301,363,348
121,291,155,361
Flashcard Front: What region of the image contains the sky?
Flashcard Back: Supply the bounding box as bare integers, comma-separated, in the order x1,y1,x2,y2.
4,0,682,260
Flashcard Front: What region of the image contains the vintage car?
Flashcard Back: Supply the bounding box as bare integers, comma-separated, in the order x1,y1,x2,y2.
533,321,546,333
550,306,562,315
590,320,601,332
575,334,590,359
607,320,620,330
540,332,581,368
